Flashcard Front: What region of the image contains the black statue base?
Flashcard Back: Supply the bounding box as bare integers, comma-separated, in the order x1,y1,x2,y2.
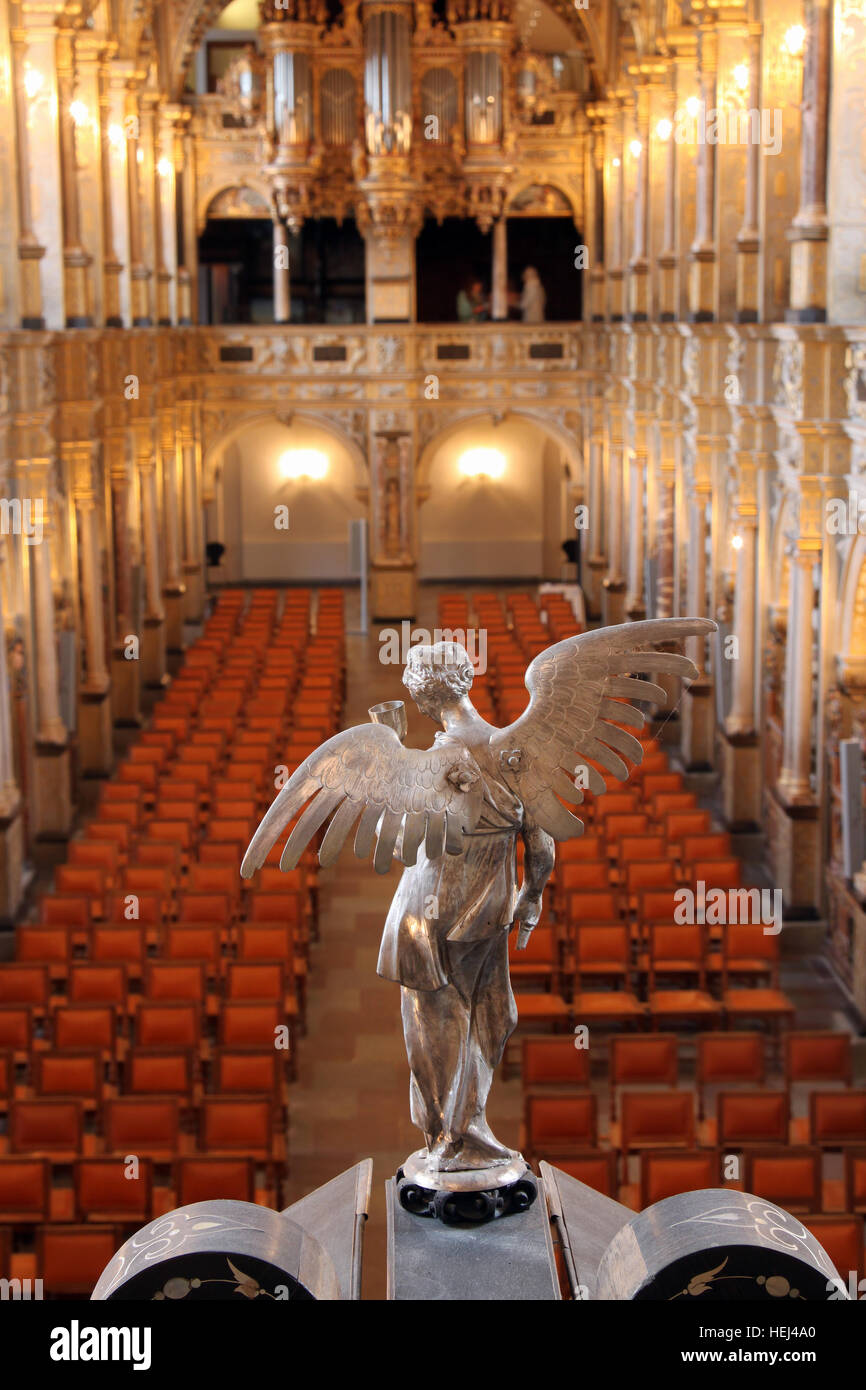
396,1166,538,1225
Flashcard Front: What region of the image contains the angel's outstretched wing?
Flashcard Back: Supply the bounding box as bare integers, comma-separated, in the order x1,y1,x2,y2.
488,617,717,842
240,723,484,878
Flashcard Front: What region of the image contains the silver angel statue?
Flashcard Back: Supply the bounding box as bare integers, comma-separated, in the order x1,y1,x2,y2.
242,618,714,1210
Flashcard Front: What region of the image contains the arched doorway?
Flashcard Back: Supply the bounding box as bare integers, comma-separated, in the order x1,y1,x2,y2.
417,412,582,581
206,415,367,584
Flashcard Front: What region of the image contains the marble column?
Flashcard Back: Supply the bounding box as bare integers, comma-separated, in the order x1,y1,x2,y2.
75,472,112,776
625,452,647,619
98,60,123,326
491,216,508,321
160,410,186,656
787,0,830,322
688,24,719,322
31,484,73,839
589,119,606,322
273,218,290,323
56,25,93,326
736,25,762,323
10,24,45,328
125,88,152,326
720,502,761,827
180,402,204,622
680,484,714,768
0,548,24,922
602,435,627,624
137,440,166,688
778,549,815,801
657,75,678,322
108,438,140,725
584,424,606,618
628,85,651,322
608,106,626,322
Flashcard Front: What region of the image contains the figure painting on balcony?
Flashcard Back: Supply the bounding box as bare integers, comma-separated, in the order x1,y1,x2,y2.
242,618,715,1220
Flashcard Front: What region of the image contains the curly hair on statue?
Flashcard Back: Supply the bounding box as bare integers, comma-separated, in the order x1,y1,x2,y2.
402,641,474,700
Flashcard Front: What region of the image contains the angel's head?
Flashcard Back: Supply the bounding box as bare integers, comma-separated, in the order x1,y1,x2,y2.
402,641,474,721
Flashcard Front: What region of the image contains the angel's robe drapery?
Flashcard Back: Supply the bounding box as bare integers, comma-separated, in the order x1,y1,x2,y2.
376,743,522,992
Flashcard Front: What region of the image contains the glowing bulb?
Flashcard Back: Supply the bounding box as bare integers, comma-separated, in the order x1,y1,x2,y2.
69,100,89,126
458,448,505,480
629,139,642,157
136,147,144,163
279,449,328,481
655,118,672,140
685,95,701,118
108,123,124,147
732,64,749,91
731,533,744,551
23,68,43,99
157,157,173,178
612,156,621,167
784,24,805,55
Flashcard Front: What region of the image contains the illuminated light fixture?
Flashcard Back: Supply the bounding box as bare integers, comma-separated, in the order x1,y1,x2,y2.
23,67,43,99
784,24,805,55
685,95,701,118
157,157,173,177
458,447,505,480
69,99,89,126
629,139,642,157
732,63,749,91
279,448,328,481
108,123,124,147
612,156,621,167
655,118,672,140
731,533,744,551
136,147,144,163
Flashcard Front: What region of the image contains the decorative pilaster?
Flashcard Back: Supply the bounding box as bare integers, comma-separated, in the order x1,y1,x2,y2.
56,23,93,326
159,404,186,655
688,24,718,322
786,0,830,323
135,428,167,688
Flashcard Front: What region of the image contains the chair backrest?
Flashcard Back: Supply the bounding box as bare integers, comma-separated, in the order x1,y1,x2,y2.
522,1037,591,1087
550,1151,617,1197
744,1148,822,1212
785,1031,853,1086
104,1098,181,1152
0,1156,50,1220
697,1032,765,1086
525,1093,597,1147
718,1089,789,1146
144,961,206,1002
200,1097,273,1154
125,1050,194,1096
641,1150,719,1208
620,1090,695,1151
175,1157,255,1206
33,1052,102,1100
803,1215,865,1283
75,1158,152,1221
36,1225,120,1295
53,1005,115,1053
810,1091,866,1145
136,1002,200,1049
575,924,629,968
0,964,49,1007
68,963,128,1006
611,1035,678,1088
9,1100,83,1153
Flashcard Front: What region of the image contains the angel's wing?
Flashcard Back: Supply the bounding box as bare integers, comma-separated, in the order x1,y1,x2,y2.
488,617,716,842
240,723,484,878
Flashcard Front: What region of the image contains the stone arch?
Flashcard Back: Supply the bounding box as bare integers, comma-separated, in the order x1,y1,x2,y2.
197,180,273,236
202,409,369,498
417,408,584,492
